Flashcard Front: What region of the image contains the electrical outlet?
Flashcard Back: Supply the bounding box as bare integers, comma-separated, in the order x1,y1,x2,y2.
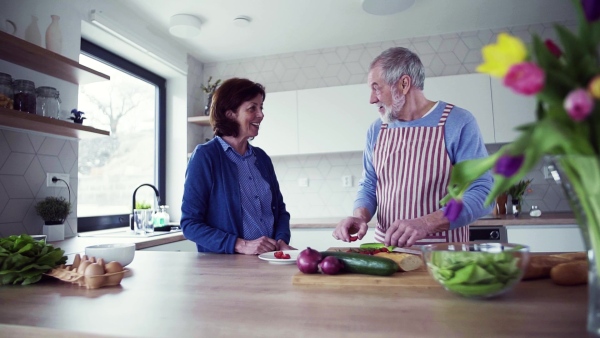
46,173,70,187
298,177,309,187
342,175,353,187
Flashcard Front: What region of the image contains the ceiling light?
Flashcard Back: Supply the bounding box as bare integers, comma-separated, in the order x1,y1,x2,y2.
169,14,201,38
361,0,416,16
233,16,251,27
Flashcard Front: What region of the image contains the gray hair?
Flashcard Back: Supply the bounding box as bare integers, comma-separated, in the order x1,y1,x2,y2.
369,47,425,90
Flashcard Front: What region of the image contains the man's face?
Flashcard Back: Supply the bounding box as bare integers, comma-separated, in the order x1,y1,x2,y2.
368,65,405,123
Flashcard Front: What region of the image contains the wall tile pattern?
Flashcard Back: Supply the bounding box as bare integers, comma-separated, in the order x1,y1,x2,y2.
189,21,577,219
0,128,77,237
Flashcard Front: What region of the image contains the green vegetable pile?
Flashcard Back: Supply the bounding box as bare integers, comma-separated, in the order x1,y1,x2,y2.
0,234,67,285
427,250,524,297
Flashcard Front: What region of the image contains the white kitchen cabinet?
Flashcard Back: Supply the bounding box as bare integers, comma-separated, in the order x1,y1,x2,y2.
290,228,377,251
140,240,198,252
423,73,496,144
250,91,299,156
489,77,537,143
506,224,585,253
296,84,377,154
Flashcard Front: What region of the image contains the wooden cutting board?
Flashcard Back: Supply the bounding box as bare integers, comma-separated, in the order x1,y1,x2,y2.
292,248,440,287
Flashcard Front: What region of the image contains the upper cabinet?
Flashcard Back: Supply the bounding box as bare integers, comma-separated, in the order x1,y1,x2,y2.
250,91,299,156
423,73,496,144
297,84,376,154
490,77,537,143
0,31,110,138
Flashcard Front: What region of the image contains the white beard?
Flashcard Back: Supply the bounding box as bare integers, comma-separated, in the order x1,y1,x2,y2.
379,87,406,124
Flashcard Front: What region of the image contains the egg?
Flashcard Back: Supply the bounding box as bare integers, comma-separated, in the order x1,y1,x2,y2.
96,258,105,268
77,260,91,274
84,263,107,289
104,261,125,285
72,254,81,269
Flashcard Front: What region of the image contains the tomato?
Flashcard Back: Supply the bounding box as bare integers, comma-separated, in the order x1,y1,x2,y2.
349,235,358,242
274,251,284,259
282,253,291,259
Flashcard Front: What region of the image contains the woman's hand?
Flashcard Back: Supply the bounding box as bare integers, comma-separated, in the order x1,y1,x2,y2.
235,236,277,255
276,239,296,251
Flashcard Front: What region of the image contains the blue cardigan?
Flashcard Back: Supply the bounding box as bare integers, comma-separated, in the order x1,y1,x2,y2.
181,138,291,253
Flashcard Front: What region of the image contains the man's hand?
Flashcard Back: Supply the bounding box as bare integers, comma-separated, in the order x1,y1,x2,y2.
235,236,277,255
384,211,450,247
332,216,368,242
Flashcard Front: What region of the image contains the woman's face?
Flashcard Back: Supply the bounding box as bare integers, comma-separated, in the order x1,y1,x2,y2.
231,94,264,140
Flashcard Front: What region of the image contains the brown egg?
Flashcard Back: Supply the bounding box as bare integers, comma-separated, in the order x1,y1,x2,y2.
104,261,124,285
72,254,81,269
96,258,105,268
77,260,91,274
84,263,107,289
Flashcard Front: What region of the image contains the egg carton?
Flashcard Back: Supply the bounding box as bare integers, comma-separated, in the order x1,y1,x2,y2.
45,254,127,289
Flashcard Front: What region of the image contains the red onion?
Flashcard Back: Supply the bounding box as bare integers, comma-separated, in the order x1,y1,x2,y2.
297,247,322,274
319,256,345,275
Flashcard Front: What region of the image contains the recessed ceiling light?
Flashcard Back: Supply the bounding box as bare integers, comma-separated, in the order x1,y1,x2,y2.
361,0,416,16
169,14,201,38
233,16,251,27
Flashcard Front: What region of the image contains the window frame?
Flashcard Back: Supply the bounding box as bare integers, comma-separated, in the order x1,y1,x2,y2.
77,39,167,232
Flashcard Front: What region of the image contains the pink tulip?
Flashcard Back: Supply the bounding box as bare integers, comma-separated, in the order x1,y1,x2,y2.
503,62,545,95
564,88,594,121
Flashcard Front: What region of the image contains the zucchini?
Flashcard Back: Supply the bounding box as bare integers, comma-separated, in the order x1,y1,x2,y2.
321,251,399,276
359,243,395,251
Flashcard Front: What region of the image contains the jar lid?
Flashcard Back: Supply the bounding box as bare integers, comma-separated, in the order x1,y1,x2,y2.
13,79,36,89
0,72,12,80
36,86,60,97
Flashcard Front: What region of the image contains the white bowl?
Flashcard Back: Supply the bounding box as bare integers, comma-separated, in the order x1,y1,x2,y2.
85,243,135,267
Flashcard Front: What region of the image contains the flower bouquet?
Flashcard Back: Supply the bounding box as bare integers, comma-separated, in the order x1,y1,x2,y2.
439,0,600,333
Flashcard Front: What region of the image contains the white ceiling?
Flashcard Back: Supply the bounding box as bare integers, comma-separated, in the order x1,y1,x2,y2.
122,0,577,63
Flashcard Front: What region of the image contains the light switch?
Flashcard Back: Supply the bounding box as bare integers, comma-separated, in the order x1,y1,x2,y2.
298,178,309,187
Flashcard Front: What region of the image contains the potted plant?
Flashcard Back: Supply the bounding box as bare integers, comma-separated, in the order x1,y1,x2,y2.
201,76,221,116
507,179,532,216
34,196,71,241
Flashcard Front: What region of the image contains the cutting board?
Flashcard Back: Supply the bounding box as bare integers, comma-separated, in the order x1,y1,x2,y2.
292,248,440,287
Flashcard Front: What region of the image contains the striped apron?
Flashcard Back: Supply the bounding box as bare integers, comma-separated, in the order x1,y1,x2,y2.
373,103,468,244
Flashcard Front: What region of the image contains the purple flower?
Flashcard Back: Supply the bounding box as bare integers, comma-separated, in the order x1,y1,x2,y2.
503,62,545,95
444,199,463,222
564,88,594,121
582,0,600,22
544,39,562,58
494,154,525,177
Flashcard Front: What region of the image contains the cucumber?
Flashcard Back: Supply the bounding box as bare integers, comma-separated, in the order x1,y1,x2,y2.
321,251,399,276
359,243,395,251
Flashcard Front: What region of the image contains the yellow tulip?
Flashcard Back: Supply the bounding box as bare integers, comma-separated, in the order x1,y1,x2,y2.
588,75,600,99
476,33,528,78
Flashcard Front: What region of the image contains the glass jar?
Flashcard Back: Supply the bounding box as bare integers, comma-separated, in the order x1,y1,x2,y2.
0,73,14,109
36,86,61,118
13,79,36,114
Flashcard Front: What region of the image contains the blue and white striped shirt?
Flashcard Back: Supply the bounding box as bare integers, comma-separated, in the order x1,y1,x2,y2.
216,136,274,239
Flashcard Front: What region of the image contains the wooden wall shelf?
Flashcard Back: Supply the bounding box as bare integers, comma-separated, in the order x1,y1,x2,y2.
0,108,110,139
188,115,210,126
0,31,109,84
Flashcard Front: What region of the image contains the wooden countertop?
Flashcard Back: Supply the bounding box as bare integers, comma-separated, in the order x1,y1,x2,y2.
0,251,587,337
290,212,577,228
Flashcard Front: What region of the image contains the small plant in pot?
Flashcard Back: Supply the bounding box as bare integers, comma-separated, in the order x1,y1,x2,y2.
35,196,72,225
34,196,71,242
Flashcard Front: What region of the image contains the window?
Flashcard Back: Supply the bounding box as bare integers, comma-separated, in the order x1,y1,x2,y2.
77,40,166,232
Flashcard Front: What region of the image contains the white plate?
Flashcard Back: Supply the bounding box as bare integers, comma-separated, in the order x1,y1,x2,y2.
258,250,300,264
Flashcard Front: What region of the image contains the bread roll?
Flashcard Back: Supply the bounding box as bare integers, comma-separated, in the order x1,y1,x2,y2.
374,252,423,272
550,252,587,261
550,260,588,286
522,255,571,280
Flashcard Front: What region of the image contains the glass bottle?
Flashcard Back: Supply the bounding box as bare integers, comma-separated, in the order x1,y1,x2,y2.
0,73,14,109
36,86,61,118
13,79,37,114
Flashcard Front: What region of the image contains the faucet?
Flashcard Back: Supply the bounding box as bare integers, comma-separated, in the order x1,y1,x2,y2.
131,183,161,230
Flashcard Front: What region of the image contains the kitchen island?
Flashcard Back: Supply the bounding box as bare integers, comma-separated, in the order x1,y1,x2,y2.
0,251,588,337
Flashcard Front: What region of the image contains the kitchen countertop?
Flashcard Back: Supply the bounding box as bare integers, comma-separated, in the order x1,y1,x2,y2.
290,212,577,228
0,251,587,337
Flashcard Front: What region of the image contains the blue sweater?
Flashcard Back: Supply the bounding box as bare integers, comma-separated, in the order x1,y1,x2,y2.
181,138,291,253
354,101,494,229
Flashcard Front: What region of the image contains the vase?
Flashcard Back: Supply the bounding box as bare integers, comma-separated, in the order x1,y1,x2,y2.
550,155,600,335
45,15,62,54
24,15,41,46
204,93,213,116
42,221,65,242
511,198,521,217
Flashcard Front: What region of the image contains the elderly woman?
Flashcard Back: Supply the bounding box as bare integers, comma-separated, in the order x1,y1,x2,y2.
181,78,295,254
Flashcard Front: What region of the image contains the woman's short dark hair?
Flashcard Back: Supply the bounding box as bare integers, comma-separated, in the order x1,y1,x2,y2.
210,78,266,137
